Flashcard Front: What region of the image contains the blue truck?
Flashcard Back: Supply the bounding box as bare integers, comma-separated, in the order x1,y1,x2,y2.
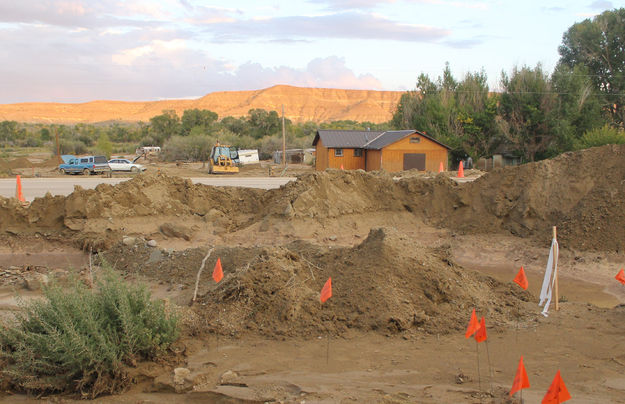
59,155,111,175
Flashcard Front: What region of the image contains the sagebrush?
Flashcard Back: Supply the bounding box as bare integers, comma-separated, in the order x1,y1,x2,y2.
0,269,179,397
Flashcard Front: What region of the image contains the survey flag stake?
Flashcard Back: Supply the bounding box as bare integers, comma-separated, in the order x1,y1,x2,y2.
542,370,571,404
539,226,559,316
615,269,625,285
320,277,332,303
510,356,530,397
465,308,480,338
212,257,223,283
514,266,529,290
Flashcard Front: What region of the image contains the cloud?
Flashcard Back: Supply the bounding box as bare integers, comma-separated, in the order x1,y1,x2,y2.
0,18,382,103
590,1,613,9
0,0,161,28
309,0,488,10
205,11,450,43
227,57,383,91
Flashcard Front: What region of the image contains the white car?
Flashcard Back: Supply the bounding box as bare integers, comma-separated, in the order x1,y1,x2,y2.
108,158,146,172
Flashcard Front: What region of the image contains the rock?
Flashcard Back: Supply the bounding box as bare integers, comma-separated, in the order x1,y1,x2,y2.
122,236,136,246
159,223,193,241
328,235,337,241
283,203,294,217
173,367,191,385
24,273,49,291
152,367,193,393
147,249,163,264
147,239,158,247
219,370,240,385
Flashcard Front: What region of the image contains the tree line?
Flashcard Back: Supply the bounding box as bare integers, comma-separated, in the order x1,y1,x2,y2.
392,8,625,163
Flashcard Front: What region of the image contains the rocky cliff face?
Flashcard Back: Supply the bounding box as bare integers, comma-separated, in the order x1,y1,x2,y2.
0,85,404,124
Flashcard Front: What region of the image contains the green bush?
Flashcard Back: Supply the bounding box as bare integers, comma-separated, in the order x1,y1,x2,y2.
0,269,179,397
575,125,625,149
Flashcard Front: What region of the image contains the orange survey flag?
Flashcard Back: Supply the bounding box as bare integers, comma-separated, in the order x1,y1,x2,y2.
514,266,529,290
615,269,625,285
465,308,480,339
474,317,487,343
320,277,332,303
212,257,223,283
510,356,530,396
542,370,571,404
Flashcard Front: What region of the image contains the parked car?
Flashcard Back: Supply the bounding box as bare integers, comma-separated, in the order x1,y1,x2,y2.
59,155,110,175
108,158,146,172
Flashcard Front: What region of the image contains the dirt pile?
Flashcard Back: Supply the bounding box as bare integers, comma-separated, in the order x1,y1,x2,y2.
5,157,34,169
2,145,625,252
104,228,533,337
451,144,625,251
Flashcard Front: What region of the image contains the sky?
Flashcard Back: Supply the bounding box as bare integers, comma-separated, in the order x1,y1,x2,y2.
0,0,621,103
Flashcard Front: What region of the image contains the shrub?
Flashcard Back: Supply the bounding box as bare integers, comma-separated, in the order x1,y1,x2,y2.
0,269,179,398
575,125,625,149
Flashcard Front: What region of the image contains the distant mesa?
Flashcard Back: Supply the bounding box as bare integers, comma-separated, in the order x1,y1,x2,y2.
0,85,404,124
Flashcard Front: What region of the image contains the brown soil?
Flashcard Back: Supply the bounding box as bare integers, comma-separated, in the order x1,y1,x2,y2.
1,145,625,402
0,85,403,124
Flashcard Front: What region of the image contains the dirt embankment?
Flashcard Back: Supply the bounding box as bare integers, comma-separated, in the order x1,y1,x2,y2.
2,144,625,252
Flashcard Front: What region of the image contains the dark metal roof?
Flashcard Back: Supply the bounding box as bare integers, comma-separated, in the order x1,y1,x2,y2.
313,129,451,150
363,130,416,150
313,130,383,148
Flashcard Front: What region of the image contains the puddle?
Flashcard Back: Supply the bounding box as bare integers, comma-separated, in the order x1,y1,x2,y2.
458,261,620,308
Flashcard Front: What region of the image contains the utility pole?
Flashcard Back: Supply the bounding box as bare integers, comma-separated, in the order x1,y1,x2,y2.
281,104,286,166
55,127,61,164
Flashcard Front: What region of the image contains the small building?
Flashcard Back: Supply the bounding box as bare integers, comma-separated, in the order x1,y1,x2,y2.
273,148,316,165
238,149,260,165
313,129,450,172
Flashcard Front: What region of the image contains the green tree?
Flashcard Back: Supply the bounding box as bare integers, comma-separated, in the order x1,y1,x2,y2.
96,132,113,159
181,109,218,136
552,64,606,150
498,64,561,161
558,8,625,125
149,110,180,145
247,109,281,139
392,64,499,160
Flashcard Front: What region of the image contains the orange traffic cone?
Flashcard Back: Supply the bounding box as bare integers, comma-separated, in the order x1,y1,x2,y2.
458,161,464,178
438,161,444,173
340,164,344,170
15,175,25,203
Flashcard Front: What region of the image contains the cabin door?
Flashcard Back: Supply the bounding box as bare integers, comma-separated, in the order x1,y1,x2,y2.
403,153,426,170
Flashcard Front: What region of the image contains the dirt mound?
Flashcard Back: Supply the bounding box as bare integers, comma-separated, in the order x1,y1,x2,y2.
103,228,533,337
450,144,625,251
6,157,34,169
2,145,625,252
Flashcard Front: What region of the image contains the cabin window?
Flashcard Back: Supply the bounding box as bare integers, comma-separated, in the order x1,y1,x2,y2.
334,149,343,157
354,149,363,157
410,137,421,143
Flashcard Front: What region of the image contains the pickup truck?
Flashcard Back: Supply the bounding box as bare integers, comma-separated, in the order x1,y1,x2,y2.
59,155,111,175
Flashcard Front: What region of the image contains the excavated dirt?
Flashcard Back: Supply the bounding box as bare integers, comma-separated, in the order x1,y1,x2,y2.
2,144,625,253
2,145,625,402
103,228,533,338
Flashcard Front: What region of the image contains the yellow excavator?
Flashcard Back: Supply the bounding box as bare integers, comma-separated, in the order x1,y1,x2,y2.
209,142,240,174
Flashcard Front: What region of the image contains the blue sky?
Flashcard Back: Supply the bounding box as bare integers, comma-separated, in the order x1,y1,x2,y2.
0,0,620,103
